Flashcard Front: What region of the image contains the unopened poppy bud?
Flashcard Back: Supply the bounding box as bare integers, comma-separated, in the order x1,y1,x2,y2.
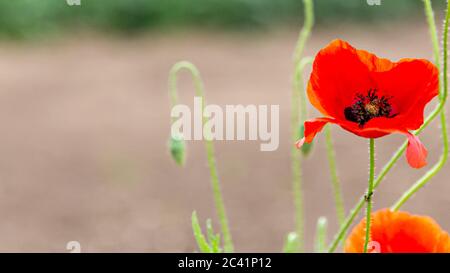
169,134,186,166
299,124,313,156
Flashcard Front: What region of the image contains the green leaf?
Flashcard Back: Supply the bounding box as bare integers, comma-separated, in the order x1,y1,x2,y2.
206,219,222,253
191,211,212,253
206,218,214,241
283,232,299,253
210,233,221,253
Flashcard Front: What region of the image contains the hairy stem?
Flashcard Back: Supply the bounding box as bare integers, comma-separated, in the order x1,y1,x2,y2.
324,125,345,226
327,0,450,252
169,61,234,252
363,139,375,253
294,0,314,65
392,0,450,210
392,112,448,210
290,0,314,252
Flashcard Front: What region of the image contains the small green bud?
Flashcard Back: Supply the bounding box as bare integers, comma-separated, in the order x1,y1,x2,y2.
314,216,328,253
283,232,299,253
299,124,313,156
169,134,186,166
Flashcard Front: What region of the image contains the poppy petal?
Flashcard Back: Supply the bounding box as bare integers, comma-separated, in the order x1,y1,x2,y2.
308,40,375,119
373,59,439,131
307,39,439,140
345,209,450,253
296,117,334,148
405,133,428,169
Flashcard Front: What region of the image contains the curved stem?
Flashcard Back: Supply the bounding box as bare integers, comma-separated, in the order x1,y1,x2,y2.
324,125,345,226
327,198,365,253
363,139,375,253
290,0,314,252
294,0,314,65
327,105,444,252
392,111,448,210
424,0,441,71
328,0,449,252
291,57,313,252
296,58,314,123
299,0,346,232
392,1,450,210
169,61,234,253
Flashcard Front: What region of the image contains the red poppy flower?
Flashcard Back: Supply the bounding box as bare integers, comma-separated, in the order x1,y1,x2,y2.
345,209,450,253
296,40,439,168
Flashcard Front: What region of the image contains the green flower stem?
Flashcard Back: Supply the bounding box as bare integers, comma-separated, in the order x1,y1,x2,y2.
296,58,314,124
291,57,313,252
327,198,365,253
392,111,448,210
290,0,314,252
424,0,441,70
392,0,450,211
363,139,375,253
300,0,346,230
327,0,450,252
169,61,234,253
290,148,304,252
324,125,345,226
294,0,314,65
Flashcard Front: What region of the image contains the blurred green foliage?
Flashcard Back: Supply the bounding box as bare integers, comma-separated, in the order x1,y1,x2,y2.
0,0,444,39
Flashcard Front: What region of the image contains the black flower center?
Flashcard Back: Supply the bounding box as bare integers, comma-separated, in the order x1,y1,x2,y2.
344,89,396,127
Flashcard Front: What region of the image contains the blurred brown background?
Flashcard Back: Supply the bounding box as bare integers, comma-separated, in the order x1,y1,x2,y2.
0,0,447,252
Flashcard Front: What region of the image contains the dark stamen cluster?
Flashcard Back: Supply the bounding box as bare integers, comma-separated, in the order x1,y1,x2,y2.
344,89,396,127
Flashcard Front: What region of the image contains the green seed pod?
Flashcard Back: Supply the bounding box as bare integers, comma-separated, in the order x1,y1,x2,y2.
299,124,313,156
169,134,186,166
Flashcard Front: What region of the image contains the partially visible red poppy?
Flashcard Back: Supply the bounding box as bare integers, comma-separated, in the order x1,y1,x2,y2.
296,39,439,168
345,209,450,253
